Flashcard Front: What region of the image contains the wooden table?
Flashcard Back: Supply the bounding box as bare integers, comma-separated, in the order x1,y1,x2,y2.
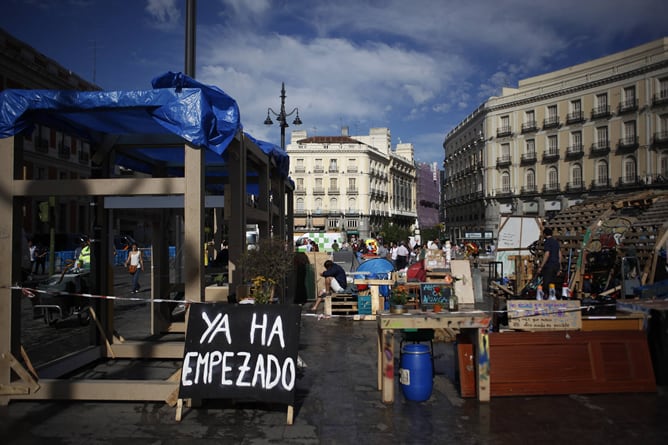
377,310,492,403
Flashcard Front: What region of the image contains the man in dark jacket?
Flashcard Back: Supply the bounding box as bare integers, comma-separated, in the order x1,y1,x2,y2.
311,260,347,311
538,228,562,290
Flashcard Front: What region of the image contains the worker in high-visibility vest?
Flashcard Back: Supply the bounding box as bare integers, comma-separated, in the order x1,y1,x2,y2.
77,236,91,271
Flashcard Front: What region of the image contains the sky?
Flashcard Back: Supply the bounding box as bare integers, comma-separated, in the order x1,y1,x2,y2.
2,0,667,165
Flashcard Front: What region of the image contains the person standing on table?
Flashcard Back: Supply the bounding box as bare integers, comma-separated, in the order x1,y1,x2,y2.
125,243,144,293
311,260,347,312
537,228,562,290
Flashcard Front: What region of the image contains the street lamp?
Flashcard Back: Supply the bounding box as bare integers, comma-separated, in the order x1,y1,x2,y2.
264,82,302,150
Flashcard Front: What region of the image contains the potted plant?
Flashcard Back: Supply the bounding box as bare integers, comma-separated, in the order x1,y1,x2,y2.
389,284,409,314
238,237,294,304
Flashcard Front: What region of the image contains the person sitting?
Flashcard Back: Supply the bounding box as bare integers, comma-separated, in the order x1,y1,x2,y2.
311,260,347,311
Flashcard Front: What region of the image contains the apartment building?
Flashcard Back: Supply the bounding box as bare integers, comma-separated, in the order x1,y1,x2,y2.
0,28,100,239
443,37,668,245
286,127,418,240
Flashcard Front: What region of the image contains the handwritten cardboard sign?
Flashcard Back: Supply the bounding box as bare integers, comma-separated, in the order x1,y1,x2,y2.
507,300,581,331
420,282,451,305
178,304,301,404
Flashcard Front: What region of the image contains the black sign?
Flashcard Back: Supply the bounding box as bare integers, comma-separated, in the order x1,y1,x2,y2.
178,304,301,405
420,282,450,305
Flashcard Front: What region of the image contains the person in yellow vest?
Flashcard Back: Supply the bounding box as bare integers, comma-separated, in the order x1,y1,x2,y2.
77,236,91,271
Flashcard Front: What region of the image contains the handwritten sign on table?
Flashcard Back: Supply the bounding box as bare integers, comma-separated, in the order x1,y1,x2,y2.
178,304,301,404
507,300,581,331
420,282,450,305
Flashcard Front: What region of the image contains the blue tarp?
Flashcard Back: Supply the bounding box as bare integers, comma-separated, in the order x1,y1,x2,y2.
355,257,394,297
0,72,290,177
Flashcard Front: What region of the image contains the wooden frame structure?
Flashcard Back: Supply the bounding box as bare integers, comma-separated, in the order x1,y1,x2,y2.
0,125,294,405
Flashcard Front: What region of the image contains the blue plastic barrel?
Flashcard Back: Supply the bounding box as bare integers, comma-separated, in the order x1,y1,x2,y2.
400,343,433,401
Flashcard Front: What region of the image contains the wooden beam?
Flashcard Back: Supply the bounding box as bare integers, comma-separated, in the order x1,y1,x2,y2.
12,177,185,197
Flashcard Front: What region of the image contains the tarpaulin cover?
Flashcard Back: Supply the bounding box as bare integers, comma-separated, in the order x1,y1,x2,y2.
354,257,394,297
0,71,290,177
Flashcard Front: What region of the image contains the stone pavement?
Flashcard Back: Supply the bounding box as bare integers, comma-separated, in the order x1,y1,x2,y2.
2,262,668,444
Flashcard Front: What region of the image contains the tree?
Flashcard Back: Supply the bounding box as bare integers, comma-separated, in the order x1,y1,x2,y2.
378,222,411,244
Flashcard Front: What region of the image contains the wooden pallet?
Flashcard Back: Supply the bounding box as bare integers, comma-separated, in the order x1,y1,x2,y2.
324,293,358,315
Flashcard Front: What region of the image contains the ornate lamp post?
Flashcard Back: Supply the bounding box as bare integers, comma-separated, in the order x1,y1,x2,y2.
264,82,302,150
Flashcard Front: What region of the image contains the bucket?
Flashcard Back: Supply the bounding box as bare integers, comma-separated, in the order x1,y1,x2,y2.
399,343,433,401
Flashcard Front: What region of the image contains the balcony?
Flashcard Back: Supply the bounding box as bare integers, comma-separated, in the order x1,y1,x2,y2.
566,111,585,124
542,150,560,163
521,121,538,134
617,175,643,189
294,186,306,195
565,144,584,159
328,187,340,195
542,183,560,194
652,131,668,149
346,166,358,173
543,116,560,129
520,152,537,165
618,99,638,114
294,166,306,173
495,188,513,197
566,181,585,192
312,187,325,195
520,184,538,195
590,178,611,191
590,141,611,156
496,126,512,138
652,90,668,107
328,166,339,173
496,155,511,168
346,187,358,195
616,136,639,153
313,166,324,173
591,105,612,120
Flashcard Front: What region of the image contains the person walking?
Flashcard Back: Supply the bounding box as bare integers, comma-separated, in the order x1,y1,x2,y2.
125,243,144,293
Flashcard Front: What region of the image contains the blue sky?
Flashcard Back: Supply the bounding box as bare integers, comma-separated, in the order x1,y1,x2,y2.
2,0,667,165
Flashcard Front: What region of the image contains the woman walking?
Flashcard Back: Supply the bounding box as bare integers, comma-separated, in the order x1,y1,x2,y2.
125,243,144,293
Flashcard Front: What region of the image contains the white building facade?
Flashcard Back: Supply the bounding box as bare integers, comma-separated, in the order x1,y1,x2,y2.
287,127,418,240
443,37,668,245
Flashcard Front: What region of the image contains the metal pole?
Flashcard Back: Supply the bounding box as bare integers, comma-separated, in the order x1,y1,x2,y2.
185,0,197,77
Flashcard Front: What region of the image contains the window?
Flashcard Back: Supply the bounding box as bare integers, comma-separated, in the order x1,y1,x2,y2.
500,171,510,193
624,120,637,139
296,198,304,211
570,99,582,113
597,126,609,144
314,158,323,172
329,178,338,189
661,114,668,132
314,198,323,212
547,105,557,118
623,157,637,183
571,131,582,147
548,135,558,154
347,220,358,229
660,152,668,177
660,78,668,99
348,197,356,211
526,169,535,188
315,178,323,188
348,177,356,190
295,158,305,172
329,197,338,209
596,93,608,108
526,139,535,154
571,163,582,186
596,160,609,185
296,178,304,190
526,110,535,123
329,159,338,172
501,143,510,159
547,167,558,188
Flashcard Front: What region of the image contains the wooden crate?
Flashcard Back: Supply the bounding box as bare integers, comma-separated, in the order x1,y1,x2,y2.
324,293,358,315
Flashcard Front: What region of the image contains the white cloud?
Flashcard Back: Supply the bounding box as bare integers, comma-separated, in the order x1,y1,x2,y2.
145,0,181,30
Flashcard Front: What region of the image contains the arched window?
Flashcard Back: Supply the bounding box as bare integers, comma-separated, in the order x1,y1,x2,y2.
348,197,357,213
525,169,535,191
623,156,637,184
314,198,323,213
329,197,338,210
547,167,558,190
296,197,304,212
596,160,609,187
501,171,511,193
571,163,582,187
